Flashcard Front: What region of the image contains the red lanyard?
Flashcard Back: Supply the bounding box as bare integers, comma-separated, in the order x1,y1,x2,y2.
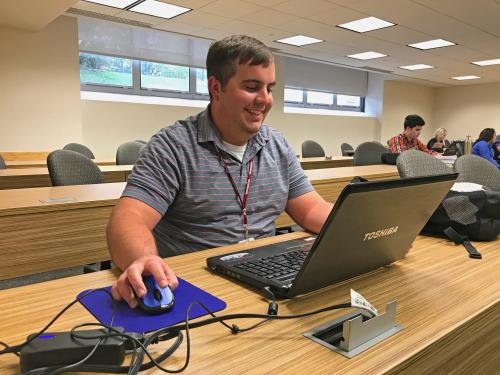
215,145,254,240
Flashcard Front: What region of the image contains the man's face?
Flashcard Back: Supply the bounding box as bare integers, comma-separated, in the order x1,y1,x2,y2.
406,125,422,140
211,62,275,142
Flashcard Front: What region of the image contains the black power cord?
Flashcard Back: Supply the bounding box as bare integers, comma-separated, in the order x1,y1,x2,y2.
1,286,355,374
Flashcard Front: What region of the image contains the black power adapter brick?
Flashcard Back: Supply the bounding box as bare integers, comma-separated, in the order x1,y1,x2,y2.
20,328,126,373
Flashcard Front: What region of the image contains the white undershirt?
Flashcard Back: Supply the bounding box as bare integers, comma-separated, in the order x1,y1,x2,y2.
222,140,248,162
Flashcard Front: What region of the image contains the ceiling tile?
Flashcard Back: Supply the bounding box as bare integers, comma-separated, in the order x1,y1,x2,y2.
276,18,332,35
161,0,218,9
271,0,341,17
73,1,123,16
174,10,230,28
306,5,367,26
239,9,299,28
243,0,289,6
413,0,500,37
198,0,262,18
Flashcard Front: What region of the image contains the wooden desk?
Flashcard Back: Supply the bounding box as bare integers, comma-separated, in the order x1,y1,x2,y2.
0,165,133,190
0,165,398,280
0,151,51,161
5,159,116,169
0,183,125,280
299,156,353,170
0,233,498,374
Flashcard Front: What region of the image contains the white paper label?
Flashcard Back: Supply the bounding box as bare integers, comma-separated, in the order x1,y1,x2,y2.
351,289,378,317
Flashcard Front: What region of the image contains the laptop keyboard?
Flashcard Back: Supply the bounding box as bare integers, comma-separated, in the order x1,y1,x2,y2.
234,242,312,282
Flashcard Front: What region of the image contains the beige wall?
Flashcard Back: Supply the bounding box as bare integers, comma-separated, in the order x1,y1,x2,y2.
0,16,82,151
435,82,500,141
381,80,435,145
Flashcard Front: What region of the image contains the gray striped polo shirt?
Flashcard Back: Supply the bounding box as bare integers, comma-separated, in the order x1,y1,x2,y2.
122,107,313,257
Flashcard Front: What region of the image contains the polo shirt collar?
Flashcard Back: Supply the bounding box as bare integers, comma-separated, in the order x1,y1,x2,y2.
197,105,269,151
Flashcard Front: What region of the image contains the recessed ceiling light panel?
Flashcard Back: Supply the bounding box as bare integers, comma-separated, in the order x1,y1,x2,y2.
276,35,323,46
129,0,191,19
337,16,395,33
408,39,455,50
451,75,480,80
399,64,434,70
84,0,138,8
347,51,387,60
472,58,500,66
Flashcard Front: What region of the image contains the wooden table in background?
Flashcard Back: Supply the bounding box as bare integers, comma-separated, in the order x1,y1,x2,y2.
0,165,133,190
0,233,498,374
299,156,353,170
0,151,51,161
5,159,116,169
0,165,398,280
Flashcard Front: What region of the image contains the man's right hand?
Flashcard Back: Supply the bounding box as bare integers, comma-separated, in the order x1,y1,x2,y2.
111,254,178,308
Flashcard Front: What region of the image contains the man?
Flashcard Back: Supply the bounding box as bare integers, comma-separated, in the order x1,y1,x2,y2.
388,114,432,153
107,35,333,308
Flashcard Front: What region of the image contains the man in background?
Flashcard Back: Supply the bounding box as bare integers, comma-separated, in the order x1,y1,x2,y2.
388,114,432,153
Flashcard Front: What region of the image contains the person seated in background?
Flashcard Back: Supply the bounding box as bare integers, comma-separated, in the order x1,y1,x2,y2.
388,114,433,154
495,135,500,161
106,35,334,308
427,127,450,153
472,128,500,169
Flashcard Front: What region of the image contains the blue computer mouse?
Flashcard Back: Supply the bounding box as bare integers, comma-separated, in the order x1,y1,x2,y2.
136,275,175,314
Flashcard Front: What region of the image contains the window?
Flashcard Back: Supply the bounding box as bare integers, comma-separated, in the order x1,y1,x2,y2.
337,94,361,107
79,53,132,87
284,88,303,103
195,68,209,95
284,87,364,112
79,52,210,100
306,90,334,106
141,61,189,92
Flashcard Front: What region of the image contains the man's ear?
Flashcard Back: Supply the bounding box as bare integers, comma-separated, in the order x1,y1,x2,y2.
208,76,222,101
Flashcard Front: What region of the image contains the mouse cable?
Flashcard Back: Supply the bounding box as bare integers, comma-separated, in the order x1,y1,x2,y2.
0,288,114,357
22,323,185,375
155,300,352,341
0,287,187,374
128,298,355,375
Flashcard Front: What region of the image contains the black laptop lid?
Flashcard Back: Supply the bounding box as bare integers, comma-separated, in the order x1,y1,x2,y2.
288,173,457,297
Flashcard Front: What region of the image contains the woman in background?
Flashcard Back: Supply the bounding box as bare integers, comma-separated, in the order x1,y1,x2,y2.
472,128,500,169
427,127,450,152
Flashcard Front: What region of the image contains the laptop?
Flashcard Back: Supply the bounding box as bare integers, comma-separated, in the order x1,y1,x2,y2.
442,148,458,156
207,173,457,298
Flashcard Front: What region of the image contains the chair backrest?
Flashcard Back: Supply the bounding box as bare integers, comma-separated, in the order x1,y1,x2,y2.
454,154,500,190
455,142,464,156
396,150,451,178
353,141,387,166
134,139,147,144
116,141,144,165
340,142,355,156
0,155,5,169
47,150,104,186
63,143,95,159
301,140,325,158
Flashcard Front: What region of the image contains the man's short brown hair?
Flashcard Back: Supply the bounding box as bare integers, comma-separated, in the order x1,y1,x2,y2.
206,35,274,90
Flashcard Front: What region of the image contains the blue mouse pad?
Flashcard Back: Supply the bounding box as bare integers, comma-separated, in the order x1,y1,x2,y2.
78,278,226,333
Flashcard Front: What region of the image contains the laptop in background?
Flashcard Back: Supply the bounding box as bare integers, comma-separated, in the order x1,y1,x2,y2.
207,173,457,298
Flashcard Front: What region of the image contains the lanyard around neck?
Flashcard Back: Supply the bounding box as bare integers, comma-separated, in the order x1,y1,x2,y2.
214,145,254,239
